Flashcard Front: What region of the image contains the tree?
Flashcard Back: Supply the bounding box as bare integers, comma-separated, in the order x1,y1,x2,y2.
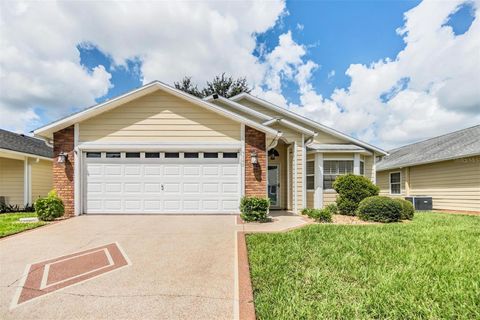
173,76,202,98
174,73,251,98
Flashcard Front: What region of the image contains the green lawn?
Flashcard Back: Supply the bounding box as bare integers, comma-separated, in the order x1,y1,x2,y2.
246,212,480,319
0,212,46,238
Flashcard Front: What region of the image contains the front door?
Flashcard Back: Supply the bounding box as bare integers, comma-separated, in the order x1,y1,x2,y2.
268,165,280,208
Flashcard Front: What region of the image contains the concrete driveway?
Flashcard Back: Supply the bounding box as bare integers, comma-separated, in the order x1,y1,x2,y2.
0,215,238,320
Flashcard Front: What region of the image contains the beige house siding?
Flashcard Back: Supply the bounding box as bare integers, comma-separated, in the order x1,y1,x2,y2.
31,159,53,202
323,192,337,206
0,157,24,206
377,168,407,198
79,90,241,142
377,156,480,212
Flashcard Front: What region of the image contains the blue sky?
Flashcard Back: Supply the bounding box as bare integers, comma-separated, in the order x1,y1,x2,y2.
1,0,478,148
80,0,425,105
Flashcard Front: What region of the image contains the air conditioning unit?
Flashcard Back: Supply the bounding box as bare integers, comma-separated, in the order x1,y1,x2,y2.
405,196,432,211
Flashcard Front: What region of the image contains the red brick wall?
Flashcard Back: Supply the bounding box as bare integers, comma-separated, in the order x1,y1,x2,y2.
245,126,266,197
53,126,74,216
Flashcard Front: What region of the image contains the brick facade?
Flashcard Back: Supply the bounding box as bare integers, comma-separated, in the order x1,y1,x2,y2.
53,126,75,216
244,126,267,197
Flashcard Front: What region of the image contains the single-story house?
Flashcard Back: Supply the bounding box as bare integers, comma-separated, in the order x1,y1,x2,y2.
376,125,480,212
0,129,53,207
33,81,387,216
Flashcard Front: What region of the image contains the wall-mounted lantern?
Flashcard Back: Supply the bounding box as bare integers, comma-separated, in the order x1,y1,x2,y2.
268,148,279,161
57,151,68,164
250,150,258,164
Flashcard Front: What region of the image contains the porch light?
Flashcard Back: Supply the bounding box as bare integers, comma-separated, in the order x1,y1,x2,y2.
268,148,279,160
57,152,68,164
250,150,258,164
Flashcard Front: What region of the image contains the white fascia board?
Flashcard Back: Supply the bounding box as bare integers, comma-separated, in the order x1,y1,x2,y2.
279,119,316,136
204,96,272,122
0,148,53,161
77,141,243,151
34,81,279,139
230,93,387,155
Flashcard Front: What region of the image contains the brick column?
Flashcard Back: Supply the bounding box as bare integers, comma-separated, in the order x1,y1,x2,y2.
53,126,75,216
244,126,266,197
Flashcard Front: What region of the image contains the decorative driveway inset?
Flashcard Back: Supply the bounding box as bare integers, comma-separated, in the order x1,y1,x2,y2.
12,243,130,307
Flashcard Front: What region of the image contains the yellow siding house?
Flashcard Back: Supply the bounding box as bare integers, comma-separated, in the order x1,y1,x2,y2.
0,129,53,208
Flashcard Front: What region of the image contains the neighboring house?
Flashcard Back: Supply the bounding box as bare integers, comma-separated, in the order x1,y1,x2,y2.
376,125,480,212
0,129,53,207
33,81,386,216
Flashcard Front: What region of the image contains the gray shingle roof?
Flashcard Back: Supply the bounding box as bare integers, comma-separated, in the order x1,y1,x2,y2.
0,129,53,158
376,125,480,171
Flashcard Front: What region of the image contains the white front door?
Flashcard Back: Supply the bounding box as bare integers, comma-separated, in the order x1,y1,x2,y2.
83,151,241,214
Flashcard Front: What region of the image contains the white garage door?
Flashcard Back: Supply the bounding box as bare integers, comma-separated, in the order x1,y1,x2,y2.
83,151,241,214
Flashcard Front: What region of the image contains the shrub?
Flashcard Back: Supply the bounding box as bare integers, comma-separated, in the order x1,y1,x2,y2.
240,196,270,222
324,203,338,215
333,174,380,216
394,198,415,220
356,196,402,223
302,207,333,223
34,190,65,221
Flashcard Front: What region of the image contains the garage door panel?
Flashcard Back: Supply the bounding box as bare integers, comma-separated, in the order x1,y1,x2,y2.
144,166,162,176
104,165,122,176
183,183,200,193
124,165,142,176
105,183,122,193
164,166,181,176
84,154,240,214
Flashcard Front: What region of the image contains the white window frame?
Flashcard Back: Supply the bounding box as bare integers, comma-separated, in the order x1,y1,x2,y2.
323,159,354,190
389,171,401,195
306,160,315,191
360,160,365,176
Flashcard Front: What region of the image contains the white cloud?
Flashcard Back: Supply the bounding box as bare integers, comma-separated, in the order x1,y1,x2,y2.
327,70,335,79
264,0,480,148
0,0,285,132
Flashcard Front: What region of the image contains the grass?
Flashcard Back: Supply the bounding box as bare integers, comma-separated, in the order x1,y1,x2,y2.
246,212,480,319
0,212,46,238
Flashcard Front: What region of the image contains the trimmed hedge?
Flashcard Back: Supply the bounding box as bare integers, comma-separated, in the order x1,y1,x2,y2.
333,174,380,216
34,190,64,221
356,196,402,223
240,196,270,222
394,198,415,220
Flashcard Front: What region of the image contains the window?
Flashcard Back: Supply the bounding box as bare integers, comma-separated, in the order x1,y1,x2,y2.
390,172,401,194
323,160,354,189
203,152,218,158
360,161,365,175
125,152,140,158
223,152,238,158
106,152,121,158
86,152,101,158
184,152,199,158
164,152,179,158
145,152,160,158
306,161,315,190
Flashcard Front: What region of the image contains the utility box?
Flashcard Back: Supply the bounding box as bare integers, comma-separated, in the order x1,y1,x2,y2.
405,196,433,211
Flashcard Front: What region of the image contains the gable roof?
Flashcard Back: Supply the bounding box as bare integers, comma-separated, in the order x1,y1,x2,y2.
33,81,280,139
230,93,387,155
0,129,53,159
376,125,480,171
